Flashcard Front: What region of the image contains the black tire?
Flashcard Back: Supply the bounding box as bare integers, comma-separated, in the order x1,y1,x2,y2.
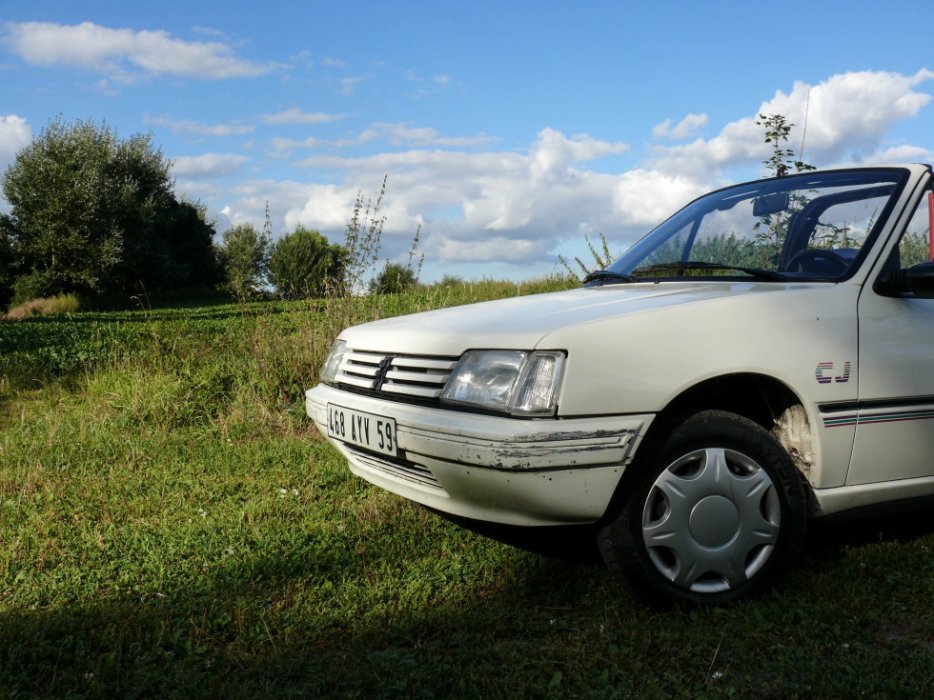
598,409,807,606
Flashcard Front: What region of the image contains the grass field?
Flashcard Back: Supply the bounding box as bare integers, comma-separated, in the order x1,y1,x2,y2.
1,281,932,698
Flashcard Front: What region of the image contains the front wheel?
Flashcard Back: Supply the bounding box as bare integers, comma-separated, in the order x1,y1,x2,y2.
598,410,807,606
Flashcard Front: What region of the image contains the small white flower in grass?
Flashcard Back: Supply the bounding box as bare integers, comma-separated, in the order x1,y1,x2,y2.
711,671,724,680
198,508,207,517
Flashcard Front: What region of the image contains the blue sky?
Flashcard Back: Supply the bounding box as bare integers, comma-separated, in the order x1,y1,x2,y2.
2,1,933,281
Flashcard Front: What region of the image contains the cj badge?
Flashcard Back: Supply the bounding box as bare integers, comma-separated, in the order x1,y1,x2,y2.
815,361,851,385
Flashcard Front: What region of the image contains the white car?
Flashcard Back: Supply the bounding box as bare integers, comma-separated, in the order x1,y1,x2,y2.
307,164,934,605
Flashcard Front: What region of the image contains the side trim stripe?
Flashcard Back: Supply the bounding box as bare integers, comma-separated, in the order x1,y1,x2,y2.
822,407,934,429
819,395,934,414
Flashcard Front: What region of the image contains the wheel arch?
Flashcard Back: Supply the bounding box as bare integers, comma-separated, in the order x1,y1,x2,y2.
604,372,819,522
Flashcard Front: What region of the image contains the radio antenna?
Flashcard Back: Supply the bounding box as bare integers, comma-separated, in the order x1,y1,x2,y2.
799,88,811,164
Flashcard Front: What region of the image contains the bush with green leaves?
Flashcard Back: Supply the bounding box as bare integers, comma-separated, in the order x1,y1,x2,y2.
0,222,14,310
1,117,220,303
219,223,269,301
369,262,418,294
268,227,346,299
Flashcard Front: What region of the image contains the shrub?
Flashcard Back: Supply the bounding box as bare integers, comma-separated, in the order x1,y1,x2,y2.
4,293,80,320
269,228,346,300
369,262,418,295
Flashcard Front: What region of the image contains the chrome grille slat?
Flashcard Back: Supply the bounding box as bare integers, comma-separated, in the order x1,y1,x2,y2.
385,369,448,384
392,358,456,371
337,350,459,402
342,364,379,377
345,351,386,363
340,376,377,389
381,384,443,398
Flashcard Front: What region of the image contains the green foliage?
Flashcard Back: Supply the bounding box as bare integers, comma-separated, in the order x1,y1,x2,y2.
900,230,931,267
1,117,219,300
438,273,465,287
342,176,387,292
756,113,816,177
268,227,346,299
0,218,14,310
219,223,269,301
559,232,616,281
162,199,224,288
0,291,931,697
370,261,418,294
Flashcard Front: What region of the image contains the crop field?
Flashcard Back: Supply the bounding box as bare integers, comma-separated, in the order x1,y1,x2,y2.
1,281,932,698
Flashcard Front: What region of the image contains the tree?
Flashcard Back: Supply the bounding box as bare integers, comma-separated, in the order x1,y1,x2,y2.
755,113,816,177
0,217,15,310
161,200,223,288
1,117,219,301
268,227,346,300
219,223,269,301
369,262,417,294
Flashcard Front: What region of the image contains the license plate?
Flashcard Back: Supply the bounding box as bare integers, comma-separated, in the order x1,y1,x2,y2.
327,404,398,457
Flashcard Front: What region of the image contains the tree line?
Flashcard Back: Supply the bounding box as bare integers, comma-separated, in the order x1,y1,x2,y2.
0,118,416,312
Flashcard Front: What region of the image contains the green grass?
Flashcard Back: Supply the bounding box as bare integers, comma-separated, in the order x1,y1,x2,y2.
1,279,932,698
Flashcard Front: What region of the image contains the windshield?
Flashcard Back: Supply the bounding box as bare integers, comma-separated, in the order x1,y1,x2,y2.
597,169,908,284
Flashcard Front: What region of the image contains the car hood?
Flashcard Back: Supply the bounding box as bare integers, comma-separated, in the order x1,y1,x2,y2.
340,282,823,356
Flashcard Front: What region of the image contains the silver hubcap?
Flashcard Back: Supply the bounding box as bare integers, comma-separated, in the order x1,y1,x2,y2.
642,447,781,594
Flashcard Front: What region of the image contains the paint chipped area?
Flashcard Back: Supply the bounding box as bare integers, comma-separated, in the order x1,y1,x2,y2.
404,427,639,471
772,404,814,477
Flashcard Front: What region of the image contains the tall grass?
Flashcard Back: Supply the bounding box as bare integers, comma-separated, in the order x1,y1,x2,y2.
3,293,81,320
1,279,932,698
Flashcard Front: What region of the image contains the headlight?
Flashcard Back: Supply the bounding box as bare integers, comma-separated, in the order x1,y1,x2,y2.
441,350,565,416
320,339,348,384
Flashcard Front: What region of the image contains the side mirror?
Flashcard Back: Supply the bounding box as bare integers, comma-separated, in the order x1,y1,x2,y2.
876,261,934,298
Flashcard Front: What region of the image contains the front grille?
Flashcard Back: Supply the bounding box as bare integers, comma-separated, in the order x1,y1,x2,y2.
336,351,458,401
346,446,445,492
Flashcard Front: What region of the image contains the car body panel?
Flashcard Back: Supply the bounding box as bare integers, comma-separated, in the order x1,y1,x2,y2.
307,383,649,525
308,164,934,526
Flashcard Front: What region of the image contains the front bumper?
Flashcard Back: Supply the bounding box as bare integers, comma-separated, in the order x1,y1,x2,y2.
306,384,651,526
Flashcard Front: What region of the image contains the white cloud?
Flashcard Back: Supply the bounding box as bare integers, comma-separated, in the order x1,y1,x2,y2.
0,114,32,174
1,21,273,80
145,115,254,136
439,237,538,263
272,123,496,155
261,108,347,125
172,153,248,178
278,129,655,266
338,76,366,96
651,69,934,177
870,144,934,164
353,123,496,148
177,69,934,280
269,136,327,158
321,56,346,68
652,113,708,140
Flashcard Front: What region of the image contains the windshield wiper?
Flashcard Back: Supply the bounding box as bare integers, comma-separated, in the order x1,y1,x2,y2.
630,261,785,281
582,270,638,286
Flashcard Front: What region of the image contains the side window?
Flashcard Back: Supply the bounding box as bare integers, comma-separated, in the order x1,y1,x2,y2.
897,184,932,268
805,196,887,252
